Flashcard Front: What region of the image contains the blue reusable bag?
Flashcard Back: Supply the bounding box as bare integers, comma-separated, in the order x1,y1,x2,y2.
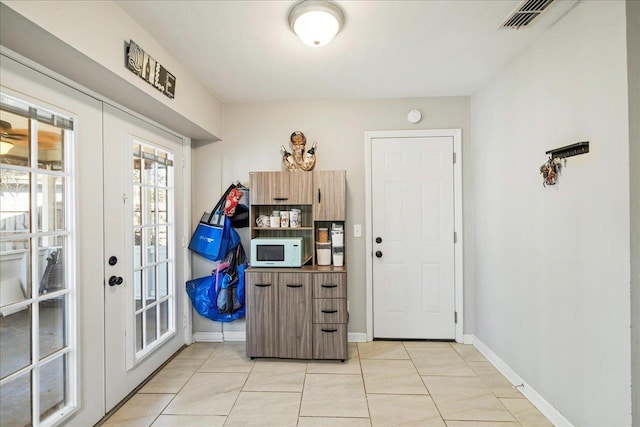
189,185,242,261
189,214,241,261
186,244,247,322
188,215,224,261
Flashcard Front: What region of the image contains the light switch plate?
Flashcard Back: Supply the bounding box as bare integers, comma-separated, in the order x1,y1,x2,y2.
354,224,362,237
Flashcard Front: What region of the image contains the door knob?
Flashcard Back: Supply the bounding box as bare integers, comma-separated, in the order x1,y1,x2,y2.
375,251,383,258
109,276,123,286
375,237,382,244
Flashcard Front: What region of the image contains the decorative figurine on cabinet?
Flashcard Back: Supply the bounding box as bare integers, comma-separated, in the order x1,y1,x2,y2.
280,131,317,171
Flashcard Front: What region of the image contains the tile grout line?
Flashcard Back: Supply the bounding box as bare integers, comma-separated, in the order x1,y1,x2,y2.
355,343,374,423
409,341,447,424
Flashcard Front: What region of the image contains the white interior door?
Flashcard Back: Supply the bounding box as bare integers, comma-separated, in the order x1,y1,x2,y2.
103,104,186,411
371,136,455,339
1,55,104,426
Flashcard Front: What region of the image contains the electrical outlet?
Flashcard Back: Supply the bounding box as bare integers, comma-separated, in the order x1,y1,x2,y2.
354,224,362,237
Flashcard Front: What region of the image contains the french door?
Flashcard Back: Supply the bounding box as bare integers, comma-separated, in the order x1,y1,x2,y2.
1,55,104,426
103,104,186,411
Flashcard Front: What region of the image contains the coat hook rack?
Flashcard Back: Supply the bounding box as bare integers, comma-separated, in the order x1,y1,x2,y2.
545,141,589,160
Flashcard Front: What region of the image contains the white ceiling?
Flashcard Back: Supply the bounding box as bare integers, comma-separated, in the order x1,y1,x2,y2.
115,0,576,104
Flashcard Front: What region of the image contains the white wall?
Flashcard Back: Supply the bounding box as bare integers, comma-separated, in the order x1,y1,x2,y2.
471,1,631,425
627,0,640,423
191,97,472,336
1,1,222,140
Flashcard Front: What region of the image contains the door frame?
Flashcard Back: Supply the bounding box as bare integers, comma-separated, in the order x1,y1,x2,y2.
364,129,463,343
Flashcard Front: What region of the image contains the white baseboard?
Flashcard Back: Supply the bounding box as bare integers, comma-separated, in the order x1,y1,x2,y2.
473,336,573,427
193,331,246,342
463,334,474,344
222,331,246,341
193,331,223,342
348,332,367,342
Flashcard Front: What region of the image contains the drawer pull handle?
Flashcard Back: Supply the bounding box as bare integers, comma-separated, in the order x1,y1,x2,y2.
321,284,337,288
273,197,288,201
255,283,272,287
321,328,338,333
286,284,303,288
321,309,338,314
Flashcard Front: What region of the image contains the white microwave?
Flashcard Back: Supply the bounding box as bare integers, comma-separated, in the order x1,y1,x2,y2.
250,237,303,267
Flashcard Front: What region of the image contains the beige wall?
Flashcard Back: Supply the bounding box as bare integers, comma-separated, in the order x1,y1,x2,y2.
472,1,631,424
191,96,472,336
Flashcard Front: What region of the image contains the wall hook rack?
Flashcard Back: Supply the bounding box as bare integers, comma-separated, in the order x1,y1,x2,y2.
545,141,589,160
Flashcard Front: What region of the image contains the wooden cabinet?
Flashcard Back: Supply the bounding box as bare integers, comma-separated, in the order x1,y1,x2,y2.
313,170,346,221
246,269,346,360
246,170,347,360
250,171,313,205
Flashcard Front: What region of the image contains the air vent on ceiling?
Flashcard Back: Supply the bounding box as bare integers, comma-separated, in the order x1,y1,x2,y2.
501,0,554,29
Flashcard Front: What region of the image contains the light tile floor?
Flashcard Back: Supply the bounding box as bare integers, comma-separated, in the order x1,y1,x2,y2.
103,341,554,426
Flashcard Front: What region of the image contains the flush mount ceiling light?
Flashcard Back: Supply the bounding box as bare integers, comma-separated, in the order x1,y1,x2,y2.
288,0,345,47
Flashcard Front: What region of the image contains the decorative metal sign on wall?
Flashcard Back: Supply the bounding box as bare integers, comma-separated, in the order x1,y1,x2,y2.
126,40,176,99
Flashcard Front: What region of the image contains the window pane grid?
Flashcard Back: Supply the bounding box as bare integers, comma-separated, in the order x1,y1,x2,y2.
1,94,74,426
131,141,174,358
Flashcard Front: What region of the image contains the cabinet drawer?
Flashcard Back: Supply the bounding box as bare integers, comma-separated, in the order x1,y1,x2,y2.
312,323,347,360
313,298,347,324
313,273,346,298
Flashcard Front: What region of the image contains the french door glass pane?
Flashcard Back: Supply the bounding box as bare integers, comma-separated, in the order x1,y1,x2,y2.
39,355,66,421
36,174,65,233
145,306,157,345
135,313,143,352
145,228,155,264
0,305,32,379
37,122,64,172
158,226,168,261
159,300,169,336
144,266,156,304
133,228,142,268
0,107,30,167
0,372,32,426
133,185,142,226
39,295,66,359
0,169,30,234
134,271,142,311
0,238,30,307
158,263,168,298
145,187,156,225
38,236,66,294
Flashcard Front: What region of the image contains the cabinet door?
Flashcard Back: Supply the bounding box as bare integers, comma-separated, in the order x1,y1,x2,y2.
278,273,312,359
313,170,346,220
250,171,312,205
246,272,279,358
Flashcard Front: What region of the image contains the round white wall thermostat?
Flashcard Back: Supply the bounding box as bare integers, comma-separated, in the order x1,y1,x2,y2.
407,109,422,124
